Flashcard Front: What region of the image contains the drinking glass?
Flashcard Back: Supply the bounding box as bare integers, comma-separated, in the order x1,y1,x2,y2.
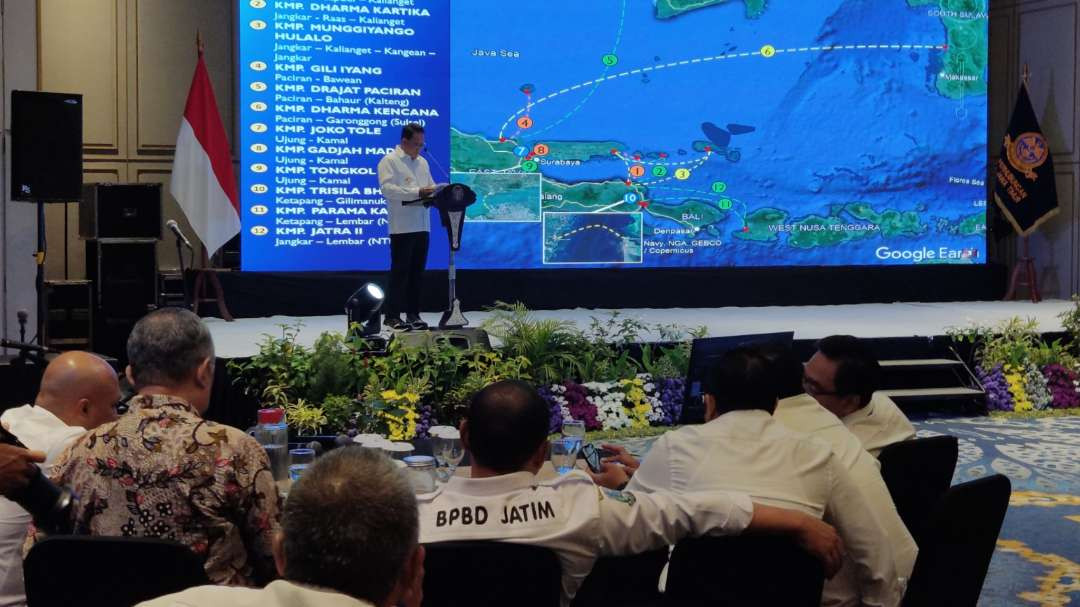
288,448,315,481
550,439,576,474
438,437,465,477
562,420,586,454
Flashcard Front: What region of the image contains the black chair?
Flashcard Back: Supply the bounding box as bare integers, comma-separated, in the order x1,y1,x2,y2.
571,549,668,607
664,536,824,606
902,474,1011,607
24,536,209,607
877,435,959,546
422,541,561,607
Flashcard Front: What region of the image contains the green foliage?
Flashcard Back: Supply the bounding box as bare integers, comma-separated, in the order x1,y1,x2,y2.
228,306,703,434
227,323,312,405
481,302,586,384
948,316,1076,371
1059,295,1080,350
284,399,328,435
321,394,358,431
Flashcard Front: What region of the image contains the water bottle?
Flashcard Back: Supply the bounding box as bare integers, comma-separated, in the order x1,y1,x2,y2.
252,408,290,493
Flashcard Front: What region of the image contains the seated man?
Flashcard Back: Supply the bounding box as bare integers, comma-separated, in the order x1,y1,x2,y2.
767,346,918,606
419,380,844,607
803,335,915,456
598,348,904,607
0,351,121,606
47,308,281,586
139,447,424,607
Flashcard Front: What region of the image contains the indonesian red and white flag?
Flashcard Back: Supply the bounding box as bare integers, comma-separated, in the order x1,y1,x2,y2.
170,50,240,256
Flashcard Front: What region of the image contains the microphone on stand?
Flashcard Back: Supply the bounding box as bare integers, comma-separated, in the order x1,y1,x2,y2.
16,310,28,343
421,146,451,183
166,220,194,250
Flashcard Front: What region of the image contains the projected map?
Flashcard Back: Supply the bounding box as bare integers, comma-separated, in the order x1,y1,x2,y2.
448,0,989,269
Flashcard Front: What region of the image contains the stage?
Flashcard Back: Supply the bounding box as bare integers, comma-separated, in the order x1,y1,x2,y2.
205,299,1072,359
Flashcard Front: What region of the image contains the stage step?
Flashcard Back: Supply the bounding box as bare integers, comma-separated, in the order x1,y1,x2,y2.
880,387,985,399
879,358,963,367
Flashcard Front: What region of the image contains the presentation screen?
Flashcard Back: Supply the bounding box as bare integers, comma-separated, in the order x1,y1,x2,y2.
238,0,988,272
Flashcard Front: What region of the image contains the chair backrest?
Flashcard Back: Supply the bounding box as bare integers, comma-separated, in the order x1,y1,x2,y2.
570,549,668,607
902,474,1011,607
24,536,209,607
878,435,959,546
422,541,561,607
665,536,824,607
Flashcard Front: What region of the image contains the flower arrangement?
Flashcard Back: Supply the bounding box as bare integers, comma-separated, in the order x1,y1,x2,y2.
953,313,1080,412
375,390,422,441
539,374,685,433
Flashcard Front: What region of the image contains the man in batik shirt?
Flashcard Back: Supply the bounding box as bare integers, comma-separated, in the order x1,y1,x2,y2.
47,308,281,586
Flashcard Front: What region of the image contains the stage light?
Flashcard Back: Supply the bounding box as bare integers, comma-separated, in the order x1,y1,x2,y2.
345,282,385,337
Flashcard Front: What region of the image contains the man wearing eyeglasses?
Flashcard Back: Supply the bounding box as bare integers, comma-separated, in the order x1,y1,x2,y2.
0,351,121,605
802,335,915,457
378,123,436,332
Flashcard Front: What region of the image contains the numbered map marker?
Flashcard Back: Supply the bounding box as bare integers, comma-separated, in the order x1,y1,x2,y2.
249,20,267,30
249,61,268,71
250,226,268,236
711,181,728,193
516,116,534,129
513,145,529,157
250,163,268,173
250,143,268,153
250,184,269,194
602,54,619,66
251,205,269,215
624,192,640,204
760,44,776,58
532,143,550,156
719,198,733,210
629,165,646,178
652,166,668,177
249,0,266,8
521,160,539,172
250,123,268,133
674,168,691,180
250,101,268,112
250,82,267,92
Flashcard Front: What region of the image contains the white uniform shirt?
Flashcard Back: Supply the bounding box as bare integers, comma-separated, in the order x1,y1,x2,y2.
0,405,86,607
377,145,434,235
843,393,916,457
418,469,753,606
137,580,372,607
776,394,918,606
627,410,904,607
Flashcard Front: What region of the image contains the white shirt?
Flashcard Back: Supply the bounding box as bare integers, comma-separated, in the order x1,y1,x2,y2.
137,580,372,607
628,410,904,607
418,469,753,606
377,145,434,235
776,394,918,606
0,405,86,607
843,393,916,457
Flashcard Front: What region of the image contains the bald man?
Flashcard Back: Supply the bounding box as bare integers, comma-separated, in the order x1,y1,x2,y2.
0,351,121,606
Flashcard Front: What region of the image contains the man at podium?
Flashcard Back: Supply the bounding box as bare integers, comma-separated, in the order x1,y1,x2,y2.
377,123,435,331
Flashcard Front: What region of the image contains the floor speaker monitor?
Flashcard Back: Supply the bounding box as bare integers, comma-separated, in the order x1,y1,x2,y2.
80,183,162,239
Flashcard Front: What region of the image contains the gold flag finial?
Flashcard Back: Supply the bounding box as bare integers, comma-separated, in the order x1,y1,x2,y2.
1021,63,1031,88
196,30,205,56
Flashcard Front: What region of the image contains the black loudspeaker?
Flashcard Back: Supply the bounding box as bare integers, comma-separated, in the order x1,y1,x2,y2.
43,280,92,351
86,241,158,359
392,328,492,351
80,183,162,239
10,91,83,202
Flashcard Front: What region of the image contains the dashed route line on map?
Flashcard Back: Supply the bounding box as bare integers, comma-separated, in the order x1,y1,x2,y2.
497,42,947,140
551,223,628,243
529,0,628,139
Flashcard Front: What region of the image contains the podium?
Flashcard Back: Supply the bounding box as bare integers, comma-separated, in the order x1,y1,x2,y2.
406,184,477,328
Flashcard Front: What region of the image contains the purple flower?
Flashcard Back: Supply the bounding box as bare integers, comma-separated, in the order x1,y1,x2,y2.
977,365,1014,411
1042,364,1080,409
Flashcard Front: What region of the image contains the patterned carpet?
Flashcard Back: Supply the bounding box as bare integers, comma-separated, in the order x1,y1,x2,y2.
613,415,1080,606
914,416,1080,607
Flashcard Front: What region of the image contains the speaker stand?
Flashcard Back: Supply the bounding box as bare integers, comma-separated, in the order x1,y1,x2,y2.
34,201,46,345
